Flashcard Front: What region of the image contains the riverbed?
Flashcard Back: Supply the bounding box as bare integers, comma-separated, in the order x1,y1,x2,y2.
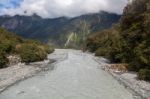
0,49,140,99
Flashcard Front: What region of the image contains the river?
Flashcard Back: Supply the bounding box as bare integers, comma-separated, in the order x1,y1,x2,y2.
0,49,136,99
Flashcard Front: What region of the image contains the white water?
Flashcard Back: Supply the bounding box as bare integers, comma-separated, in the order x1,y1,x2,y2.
0,49,134,99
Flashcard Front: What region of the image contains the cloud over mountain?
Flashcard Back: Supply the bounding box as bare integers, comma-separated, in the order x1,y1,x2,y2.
0,0,128,18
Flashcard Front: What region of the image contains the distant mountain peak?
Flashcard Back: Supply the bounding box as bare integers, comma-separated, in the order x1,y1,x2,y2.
31,13,42,19
0,12,121,47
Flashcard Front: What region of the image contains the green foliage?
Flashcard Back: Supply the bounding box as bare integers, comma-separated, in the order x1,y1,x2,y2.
43,45,54,54
138,69,150,81
95,47,108,56
0,41,13,53
0,28,22,68
0,50,8,68
19,43,47,63
119,0,150,72
16,42,54,64
0,28,54,67
87,26,127,62
86,0,150,81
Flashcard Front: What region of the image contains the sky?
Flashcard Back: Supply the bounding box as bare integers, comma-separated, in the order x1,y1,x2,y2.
0,0,128,18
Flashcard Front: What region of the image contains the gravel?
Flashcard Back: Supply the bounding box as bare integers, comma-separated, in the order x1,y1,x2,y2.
95,57,150,99
0,57,54,93
0,49,136,99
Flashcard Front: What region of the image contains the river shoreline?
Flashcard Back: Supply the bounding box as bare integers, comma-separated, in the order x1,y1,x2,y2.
0,49,68,94
0,57,55,93
0,49,149,99
0,49,137,99
94,56,150,99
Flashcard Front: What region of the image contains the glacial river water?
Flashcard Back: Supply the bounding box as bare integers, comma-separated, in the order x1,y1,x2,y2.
0,49,136,99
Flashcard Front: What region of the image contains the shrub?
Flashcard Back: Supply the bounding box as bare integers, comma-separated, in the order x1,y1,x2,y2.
0,51,8,68
19,43,48,64
43,45,54,54
0,28,54,67
95,47,108,56
0,40,14,53
138,69,150,81
85,0,150,81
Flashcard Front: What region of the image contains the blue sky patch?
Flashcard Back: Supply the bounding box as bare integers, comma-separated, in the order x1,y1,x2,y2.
0,0,22,9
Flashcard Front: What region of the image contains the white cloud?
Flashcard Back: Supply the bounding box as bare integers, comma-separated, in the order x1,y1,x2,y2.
1,0,128,18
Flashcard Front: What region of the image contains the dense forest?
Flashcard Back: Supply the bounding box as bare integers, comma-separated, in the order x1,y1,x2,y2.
86,0,150,81
0,28,54,68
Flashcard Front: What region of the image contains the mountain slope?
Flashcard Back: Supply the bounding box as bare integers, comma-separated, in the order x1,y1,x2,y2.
0,11,121,47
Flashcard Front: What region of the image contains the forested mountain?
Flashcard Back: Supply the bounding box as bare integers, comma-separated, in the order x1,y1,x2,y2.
0,11,120,47
86,0,150,81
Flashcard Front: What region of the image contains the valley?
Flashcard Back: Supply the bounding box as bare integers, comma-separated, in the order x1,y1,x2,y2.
0,0,150,99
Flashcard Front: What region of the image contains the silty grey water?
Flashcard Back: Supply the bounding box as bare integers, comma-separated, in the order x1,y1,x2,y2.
0,49,135,99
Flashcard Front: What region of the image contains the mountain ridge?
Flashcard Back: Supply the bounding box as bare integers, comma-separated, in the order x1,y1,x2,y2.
0,11,121,47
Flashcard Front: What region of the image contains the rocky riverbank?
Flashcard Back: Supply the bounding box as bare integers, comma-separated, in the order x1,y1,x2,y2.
0,49,135,99
0,49,68,93
95,57,150,99
0,57,55,93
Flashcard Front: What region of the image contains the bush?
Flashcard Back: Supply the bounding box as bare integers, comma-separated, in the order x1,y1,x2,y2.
19,44,48,64
43,45,54,54
0,51,8,68
0,28,54,67
95,47,108,56
0,40,14,53
138,69,150,81
85,0,150,81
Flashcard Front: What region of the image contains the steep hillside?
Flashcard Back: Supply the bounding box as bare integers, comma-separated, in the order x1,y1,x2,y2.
86,0,150,81
0,12,120,47
0,28,54,68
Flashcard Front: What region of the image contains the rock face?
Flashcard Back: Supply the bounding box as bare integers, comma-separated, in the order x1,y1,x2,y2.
1,19,20,29
7,55,21,66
